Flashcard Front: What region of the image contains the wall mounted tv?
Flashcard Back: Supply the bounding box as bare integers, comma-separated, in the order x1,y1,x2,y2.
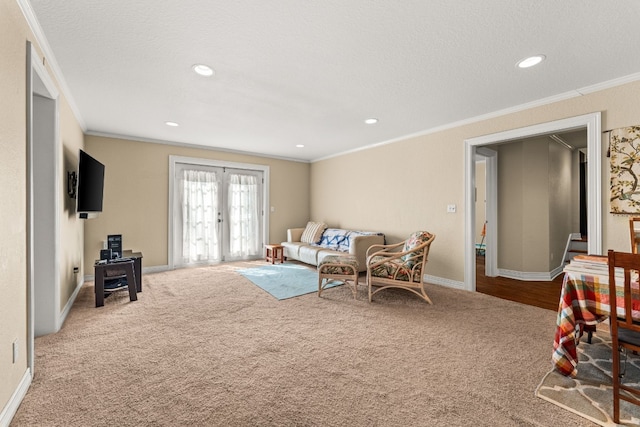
76,149,105,219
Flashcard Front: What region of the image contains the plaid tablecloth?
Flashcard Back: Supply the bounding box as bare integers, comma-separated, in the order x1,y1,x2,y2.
552,271,640,377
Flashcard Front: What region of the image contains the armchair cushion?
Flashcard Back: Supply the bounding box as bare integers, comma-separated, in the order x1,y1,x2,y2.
401,231,434,267
369,256,421,282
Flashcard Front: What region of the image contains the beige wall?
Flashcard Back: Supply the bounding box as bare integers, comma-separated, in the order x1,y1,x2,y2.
548,139,573,269
497,141,528,271
1,0,84,417
83,135,310,272
496,137,573,273
0,0,29,410
311,80,640,283
60,99,86,309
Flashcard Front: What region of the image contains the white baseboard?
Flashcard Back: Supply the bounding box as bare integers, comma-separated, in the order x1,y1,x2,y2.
144,265,170,274
497,268,557,282
0,368,32,427
84,264,171,282
424,274,465,290
59,277,84,330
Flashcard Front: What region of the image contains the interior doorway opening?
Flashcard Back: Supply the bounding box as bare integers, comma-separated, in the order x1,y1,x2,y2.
464,112,602,292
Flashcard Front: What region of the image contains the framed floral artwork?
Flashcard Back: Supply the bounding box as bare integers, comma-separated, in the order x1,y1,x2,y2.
610,125,640,213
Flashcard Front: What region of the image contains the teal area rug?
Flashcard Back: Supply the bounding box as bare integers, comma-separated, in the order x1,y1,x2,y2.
238,262,341,300
536,333,640,426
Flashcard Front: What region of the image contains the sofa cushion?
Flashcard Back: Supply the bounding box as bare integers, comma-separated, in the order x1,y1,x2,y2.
298,245,322,265
300,221,327,244
281,241,303,258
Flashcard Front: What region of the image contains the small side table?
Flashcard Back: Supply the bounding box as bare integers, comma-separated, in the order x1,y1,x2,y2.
94,260,137,307
265,244,285,264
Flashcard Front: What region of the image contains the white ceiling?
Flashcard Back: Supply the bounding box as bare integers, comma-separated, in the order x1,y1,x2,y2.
25,0,640,162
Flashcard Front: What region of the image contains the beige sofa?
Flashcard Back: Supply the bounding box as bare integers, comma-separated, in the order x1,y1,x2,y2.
282,227,385,272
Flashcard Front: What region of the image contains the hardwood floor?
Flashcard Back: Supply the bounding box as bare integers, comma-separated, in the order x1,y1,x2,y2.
475,255,563,311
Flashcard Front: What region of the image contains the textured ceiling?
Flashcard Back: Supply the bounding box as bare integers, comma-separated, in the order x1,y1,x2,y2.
25,0,640,162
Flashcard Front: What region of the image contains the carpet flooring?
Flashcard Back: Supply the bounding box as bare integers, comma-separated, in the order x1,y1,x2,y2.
536,332,640,426
12,260,597,426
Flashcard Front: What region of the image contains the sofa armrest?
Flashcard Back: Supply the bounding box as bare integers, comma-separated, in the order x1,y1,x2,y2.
349,234,386,269
287,228,305,242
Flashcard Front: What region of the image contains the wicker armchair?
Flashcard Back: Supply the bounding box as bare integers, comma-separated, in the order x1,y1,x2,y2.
366,231,436,304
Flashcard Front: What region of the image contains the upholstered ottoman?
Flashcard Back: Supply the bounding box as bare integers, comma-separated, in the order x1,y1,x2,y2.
317,255,359,299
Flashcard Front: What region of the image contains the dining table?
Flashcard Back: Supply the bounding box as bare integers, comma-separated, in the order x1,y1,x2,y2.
552,264,640,377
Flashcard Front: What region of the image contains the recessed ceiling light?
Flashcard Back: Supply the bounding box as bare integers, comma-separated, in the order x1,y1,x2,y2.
165,121,179,127
296,144,305,148
192,64,214,77
516,55,546,69
364,118,378,124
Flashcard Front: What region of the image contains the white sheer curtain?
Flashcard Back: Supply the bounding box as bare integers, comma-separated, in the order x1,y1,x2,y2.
181,169,220,264
227,173,260,257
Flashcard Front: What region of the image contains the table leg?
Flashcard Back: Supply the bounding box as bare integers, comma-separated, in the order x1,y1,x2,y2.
124,264,138,302
133,257,142,292
95,268,105,307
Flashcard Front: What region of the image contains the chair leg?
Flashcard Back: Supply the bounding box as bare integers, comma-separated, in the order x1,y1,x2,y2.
613,345,621,423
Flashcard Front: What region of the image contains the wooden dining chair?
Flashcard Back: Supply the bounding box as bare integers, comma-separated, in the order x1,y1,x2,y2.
629,218,640,254
607,249,640,423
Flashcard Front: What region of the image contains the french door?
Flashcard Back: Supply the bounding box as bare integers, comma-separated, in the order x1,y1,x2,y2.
171,159,265,267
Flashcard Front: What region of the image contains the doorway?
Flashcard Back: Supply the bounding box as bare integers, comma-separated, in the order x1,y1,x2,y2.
464,112,602,292
27,43,60,375
168,156,269,268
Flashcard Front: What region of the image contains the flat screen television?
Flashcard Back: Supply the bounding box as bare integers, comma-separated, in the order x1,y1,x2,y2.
76,149,105,218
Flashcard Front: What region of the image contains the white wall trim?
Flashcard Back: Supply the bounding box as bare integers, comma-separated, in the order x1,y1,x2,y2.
475,147,498,278
89,131,309,164
30,45,62,337
424,274,465,290
313,73,639,163
497,268,563,282
58,278,84,330
464,112,602,292
16,0,86,130
84,264,172,282
0,369,32,427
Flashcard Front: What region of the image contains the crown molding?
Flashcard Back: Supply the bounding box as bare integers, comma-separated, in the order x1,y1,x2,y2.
86,131,310,164
313,72,640,163
17,0,86,131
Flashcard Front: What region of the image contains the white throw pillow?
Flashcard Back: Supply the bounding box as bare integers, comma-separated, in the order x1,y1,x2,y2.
300,221,327,244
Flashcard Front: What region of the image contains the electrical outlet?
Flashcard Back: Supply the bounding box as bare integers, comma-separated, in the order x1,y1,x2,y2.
447,204,456,213
13,339,18,363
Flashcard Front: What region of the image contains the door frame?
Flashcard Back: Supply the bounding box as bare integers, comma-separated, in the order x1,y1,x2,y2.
475,147,498,278
27,43,61,370
168,155,270,269
463,112,602,292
